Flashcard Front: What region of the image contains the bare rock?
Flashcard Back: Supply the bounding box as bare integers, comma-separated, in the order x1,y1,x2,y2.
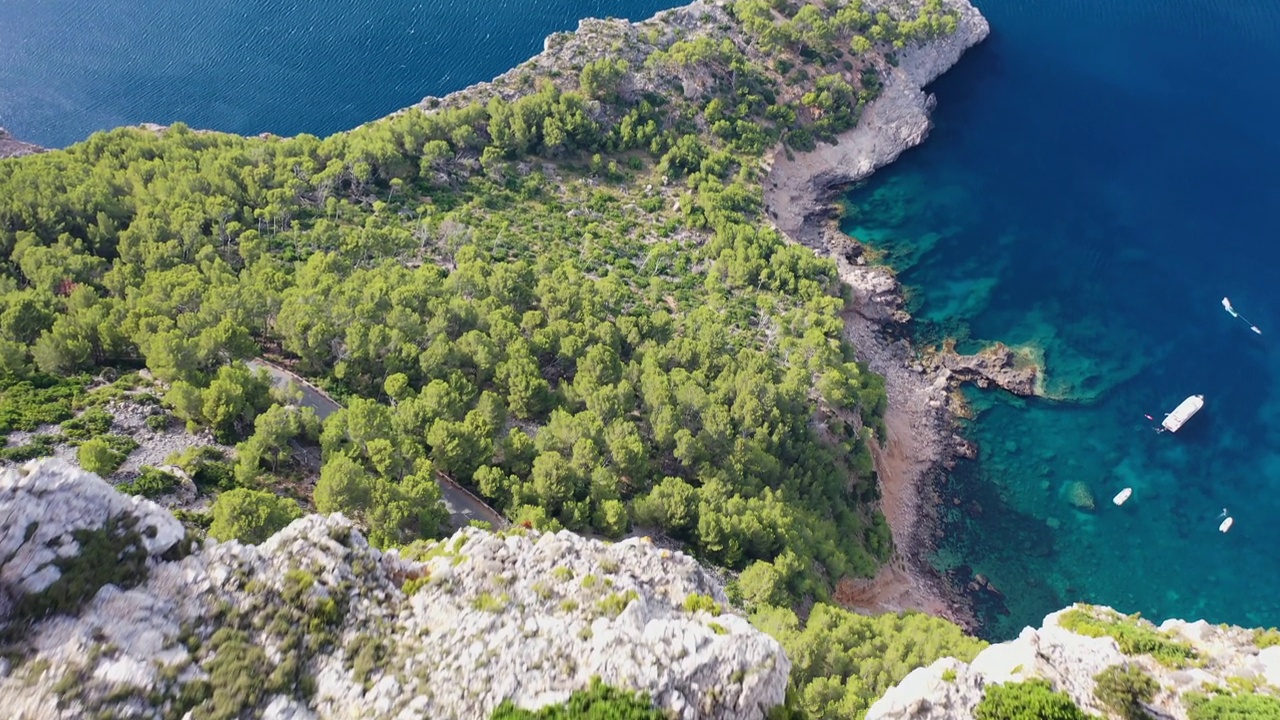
0,128,45,159
868,604,1280,720
0,459,187,623
932,342,1040,396
0,462,788,719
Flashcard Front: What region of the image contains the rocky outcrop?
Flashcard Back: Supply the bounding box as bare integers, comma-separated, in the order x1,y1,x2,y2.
764,0,990,248
867,604,1280,720
0,459,187,625
0,460,788,719
410,1,735,119
929,342,1041,397
0,128,44,159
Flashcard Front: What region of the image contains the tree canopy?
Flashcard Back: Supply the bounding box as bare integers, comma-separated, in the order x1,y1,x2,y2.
0,0,945,595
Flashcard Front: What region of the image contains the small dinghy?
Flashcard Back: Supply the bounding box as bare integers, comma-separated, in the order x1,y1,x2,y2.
1112,488,1133,506
1219,516,1234,533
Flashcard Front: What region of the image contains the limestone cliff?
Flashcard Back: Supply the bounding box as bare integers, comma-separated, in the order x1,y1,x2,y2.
764,0,990,249
0,460,788,719
867,604,1280,720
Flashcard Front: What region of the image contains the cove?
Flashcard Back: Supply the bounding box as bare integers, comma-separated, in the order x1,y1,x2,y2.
844,0,1280,639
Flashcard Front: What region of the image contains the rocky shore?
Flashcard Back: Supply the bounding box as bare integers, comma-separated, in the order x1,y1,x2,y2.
763,0,990,628
0,128,44,159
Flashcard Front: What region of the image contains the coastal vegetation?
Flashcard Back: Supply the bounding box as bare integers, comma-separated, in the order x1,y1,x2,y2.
974,680,1089,720
752,602,987,718
0,1,985,716
1058,607,1197,668
0,0,962,604
1092,664,1158,720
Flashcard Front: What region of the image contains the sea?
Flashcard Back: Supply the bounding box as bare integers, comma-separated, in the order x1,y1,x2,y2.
4,0,1280,641
843,1,1280,638
0,0,679,147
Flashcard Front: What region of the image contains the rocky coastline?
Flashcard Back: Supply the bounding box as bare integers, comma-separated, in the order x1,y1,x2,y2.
2,0,1004,630
0,128,44,159
762,0,991,629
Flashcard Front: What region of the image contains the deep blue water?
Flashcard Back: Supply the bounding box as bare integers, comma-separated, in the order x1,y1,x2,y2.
845,0,1280,638
0,0,679,148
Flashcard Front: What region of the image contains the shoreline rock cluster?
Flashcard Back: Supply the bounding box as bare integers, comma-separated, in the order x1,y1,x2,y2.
0,460,789,718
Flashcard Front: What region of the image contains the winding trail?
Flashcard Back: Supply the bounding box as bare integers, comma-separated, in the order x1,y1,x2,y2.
248,358,507,530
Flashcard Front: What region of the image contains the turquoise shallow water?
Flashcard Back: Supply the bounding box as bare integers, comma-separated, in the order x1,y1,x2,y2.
0,0,680,147
845,0,1280,638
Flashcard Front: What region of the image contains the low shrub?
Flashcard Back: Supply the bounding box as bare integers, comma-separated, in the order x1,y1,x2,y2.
490,677,662,719
117,466,180,499
60,407,114,440
975,679,1089,720
0,375,86,434
77,437,127,475
1184,692,1280,720
1059,607,1197,668
682,593,723,616
1094,664,1157,720
0,433,57,462
596,590,639,618
1255,628,1280,649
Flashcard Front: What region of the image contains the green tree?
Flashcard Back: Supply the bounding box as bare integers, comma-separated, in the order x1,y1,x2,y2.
579,59,630,102
1093,664,1157,720
736,560,786,609
632,476,698,536
315,452,375,516
975,680,1089,720
208,488,302,544
751,603,987,720
201,363,274,443
78,437,125,476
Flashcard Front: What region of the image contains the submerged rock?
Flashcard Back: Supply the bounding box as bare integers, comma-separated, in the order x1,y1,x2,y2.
1064,481,1096,512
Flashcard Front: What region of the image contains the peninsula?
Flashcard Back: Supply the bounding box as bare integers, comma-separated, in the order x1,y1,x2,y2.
0,0,1096,716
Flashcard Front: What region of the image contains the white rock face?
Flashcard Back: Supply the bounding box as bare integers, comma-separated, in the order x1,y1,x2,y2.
765,0,991,247
0,459,186,617
0,461,788,719
867,605,1280,720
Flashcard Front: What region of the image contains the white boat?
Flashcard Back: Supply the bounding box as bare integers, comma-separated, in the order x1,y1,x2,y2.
1112,488,1132,506
1162,395,1205,433
1219,517,1234,533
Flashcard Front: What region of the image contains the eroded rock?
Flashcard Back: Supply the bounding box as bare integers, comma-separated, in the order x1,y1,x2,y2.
0,460,788,719
931,342,1040,397
0,128,44,159
868,605,1280,720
